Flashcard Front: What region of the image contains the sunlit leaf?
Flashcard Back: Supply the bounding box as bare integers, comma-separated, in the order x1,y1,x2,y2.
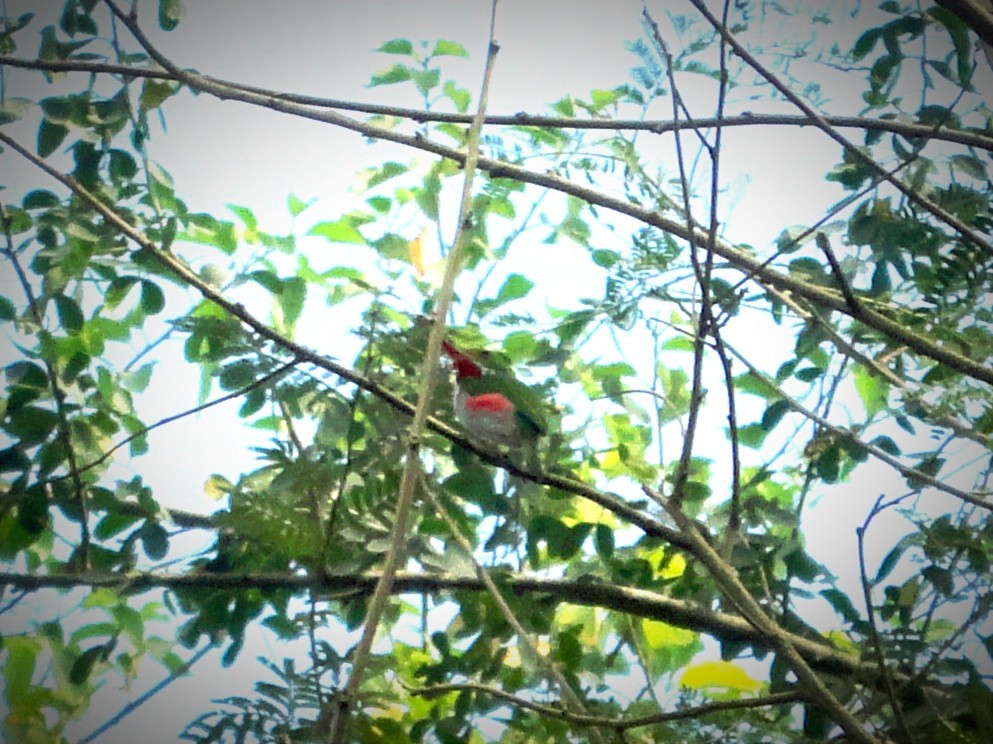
679,661,761,692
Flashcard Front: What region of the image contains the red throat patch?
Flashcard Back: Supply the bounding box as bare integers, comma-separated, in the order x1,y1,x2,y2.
463,392,513,413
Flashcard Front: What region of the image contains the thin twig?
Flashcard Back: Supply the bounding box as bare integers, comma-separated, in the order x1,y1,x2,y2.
3,55,991,149
53,359,298,482
647,5,709,510
405,679,805,731
816,232,863,318
856,496,915,744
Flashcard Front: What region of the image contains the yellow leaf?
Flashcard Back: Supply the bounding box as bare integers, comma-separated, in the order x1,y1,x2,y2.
659,552,686,579
679,661,761,692
407,227,427,277
642,619,697,649
564,498,617,528
204,474,232,501
598,449,623,476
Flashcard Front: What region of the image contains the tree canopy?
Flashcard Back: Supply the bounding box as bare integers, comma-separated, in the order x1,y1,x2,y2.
1,1,992,742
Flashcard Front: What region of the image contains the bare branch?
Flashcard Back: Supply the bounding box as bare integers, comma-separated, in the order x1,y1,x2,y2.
2,55,990,150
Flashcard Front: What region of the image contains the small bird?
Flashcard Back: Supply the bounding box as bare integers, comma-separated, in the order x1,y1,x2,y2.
441,340,547,458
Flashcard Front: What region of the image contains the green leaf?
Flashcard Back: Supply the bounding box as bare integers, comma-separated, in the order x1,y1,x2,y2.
158,0,183,31
105,277,139,309
140,522,169,560
286,193,313,217
431,39,468,57
0,296,15,321
376,38,413,55
815,443,841,483
369,64,412,87
760,400,790,431
737,423,767,449
37,118,68,158
853,365,887,418
7,406,60,447
411,68,441,95
55,295,84,331
308,219,366,245
442,80,471,113
820,587,860,624
23,189,61,209
496,273,534,304
594,523,614,559
70,646,105,685
140,79,178,111
3,636,40,705
0,98,32,125
139,280,165,315
276,277,307,333
16,483,50,534
590,88,620,111
122,363,154,393
870,435,900,456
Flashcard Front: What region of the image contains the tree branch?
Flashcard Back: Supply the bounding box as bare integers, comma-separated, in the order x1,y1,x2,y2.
934,0,993,48
0,568,868,677
2,55,990,151
406,679,806,731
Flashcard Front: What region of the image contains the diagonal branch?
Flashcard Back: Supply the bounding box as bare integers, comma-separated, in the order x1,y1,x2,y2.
309,1,501,738
421,481,611,742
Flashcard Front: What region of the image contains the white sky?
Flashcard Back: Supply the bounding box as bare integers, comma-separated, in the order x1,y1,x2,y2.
2,1,991,741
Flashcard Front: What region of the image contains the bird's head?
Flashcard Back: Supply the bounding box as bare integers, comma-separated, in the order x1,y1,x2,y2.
441,340,484,380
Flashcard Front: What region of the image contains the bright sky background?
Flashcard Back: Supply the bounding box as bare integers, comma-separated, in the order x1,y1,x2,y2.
2,1,991,741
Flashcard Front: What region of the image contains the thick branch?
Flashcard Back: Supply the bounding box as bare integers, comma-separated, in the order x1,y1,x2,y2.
934,0,993,48
0,568,866,677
